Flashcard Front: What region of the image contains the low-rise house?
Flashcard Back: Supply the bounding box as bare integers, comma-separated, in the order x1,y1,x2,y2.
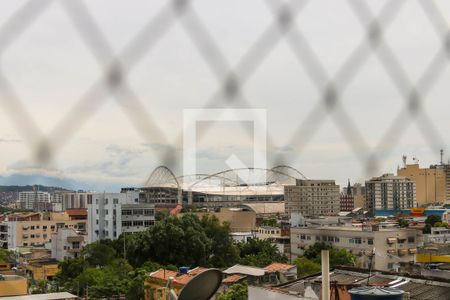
51,228,86,261
264,263,297,281
24,259,59,281
144,267,208,300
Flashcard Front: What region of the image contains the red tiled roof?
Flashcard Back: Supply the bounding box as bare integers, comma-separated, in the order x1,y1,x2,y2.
222,274,246,283
188,266,208,276
150,269,178,281
149,267,208,286
264,263,296,273
174,274,193,285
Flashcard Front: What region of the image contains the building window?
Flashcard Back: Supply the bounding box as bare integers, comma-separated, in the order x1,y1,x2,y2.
104,199,108,205
144,209,154,216
122,221,132,227
122,210,132,215
368,238,373,245
144,220,154,227
408,236,415,243
113,198,118,204
31,226,35,230
133,221,143,226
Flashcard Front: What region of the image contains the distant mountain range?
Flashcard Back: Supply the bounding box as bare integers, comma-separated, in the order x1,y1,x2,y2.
0,174,127,193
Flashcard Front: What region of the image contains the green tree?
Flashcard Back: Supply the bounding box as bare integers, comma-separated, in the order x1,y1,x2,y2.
303,242,355,266
201,215,239,267
82,241,117,267
397,218,409,228
0,249,12,262
218,283,248,300
261,218,278,227
423,215,443,233
293,256,321,278
127,214,212,267
237,238,287,267
425,215,442,227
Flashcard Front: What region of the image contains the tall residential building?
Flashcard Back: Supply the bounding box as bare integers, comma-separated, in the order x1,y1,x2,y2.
291,225,419,272
284,179,340,217
340,180,354,212
0,210,87,249
397,163,447,206
18,191,51,211
87,191,155,243
59,192,92,210
365,174,416,212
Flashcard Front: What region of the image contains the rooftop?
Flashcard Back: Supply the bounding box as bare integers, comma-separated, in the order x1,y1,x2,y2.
264,263,296,273
271,268,450,300
0,293,78,300
223,264,266,277
222,274,247,283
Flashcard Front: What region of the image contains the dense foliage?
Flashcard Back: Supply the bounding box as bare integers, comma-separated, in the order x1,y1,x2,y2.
217,283,248,300
423,215,448,233
303,242,356,266
54,213,287,299
293,256,321,278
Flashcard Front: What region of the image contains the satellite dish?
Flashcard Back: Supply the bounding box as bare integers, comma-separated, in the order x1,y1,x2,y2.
178,269,222,300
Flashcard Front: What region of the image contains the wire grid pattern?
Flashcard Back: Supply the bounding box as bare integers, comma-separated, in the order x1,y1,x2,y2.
0,0,449,180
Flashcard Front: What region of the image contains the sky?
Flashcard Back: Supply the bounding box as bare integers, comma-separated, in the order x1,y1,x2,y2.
0,0,450,191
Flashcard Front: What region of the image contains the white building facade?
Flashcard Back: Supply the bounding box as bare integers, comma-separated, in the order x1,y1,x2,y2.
51,228,86,261
291,225,419,272
18,191,51,211
87,191,155,243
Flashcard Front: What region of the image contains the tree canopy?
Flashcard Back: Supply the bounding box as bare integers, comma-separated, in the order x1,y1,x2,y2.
53,213,288,299
303,242,355,266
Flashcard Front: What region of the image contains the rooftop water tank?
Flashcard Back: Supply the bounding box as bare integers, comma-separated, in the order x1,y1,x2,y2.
349,287,404,300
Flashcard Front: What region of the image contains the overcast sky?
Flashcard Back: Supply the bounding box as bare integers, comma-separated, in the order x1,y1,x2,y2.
0,0,450,191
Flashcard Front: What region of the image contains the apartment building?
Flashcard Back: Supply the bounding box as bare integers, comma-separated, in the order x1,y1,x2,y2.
59,191,92,210
18,191,51,211
255,226,290,255
87,191,155,243
365,174,417,212
284,179,340,217
0,211,87,249
51,228,86,261
291,225,419,271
